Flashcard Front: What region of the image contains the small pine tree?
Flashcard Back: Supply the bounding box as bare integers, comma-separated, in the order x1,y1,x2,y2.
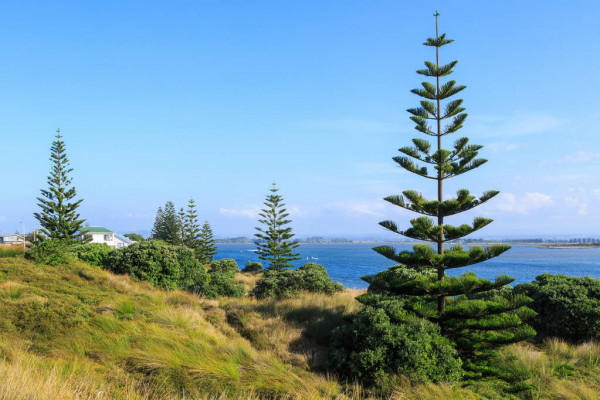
198,221,217,263
162,201,181,245
365,13,535,380
183,198,201,249
151,201,180,245
151,206,164,239
34,129,86,241
254,183,300,271
178,207,187,244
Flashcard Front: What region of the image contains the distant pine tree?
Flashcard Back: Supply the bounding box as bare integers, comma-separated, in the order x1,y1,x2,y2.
161,201,181,245
178,207,187,244
183,198,201,250
151,206,164,239
34,129,86,241
198,221,217,263
254,183,300,271
151,201,180,245
364,13,536,381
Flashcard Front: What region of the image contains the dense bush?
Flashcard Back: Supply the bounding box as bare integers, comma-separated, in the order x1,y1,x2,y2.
242,261,263,274
70,243,113,266
250,263,344,299
251,269,300,299
514,274,600,342
103,241,207,292
26,239,74,267
209,258,239,274
203,271,245,299
329,303,463,387
296,263,345,294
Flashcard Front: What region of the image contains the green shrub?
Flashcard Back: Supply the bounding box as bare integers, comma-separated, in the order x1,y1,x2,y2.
104,241,207,292
296,263,344,294
242,261,263,274
514,274,600,342
329,305,463,387
70,243,113,266
203,272,245,299
251,269,300,299
209,258,239,274
250,263,344,299
26,239,73,267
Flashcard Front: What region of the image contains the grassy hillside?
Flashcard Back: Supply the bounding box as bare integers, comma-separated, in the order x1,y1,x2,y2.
0,255,599,399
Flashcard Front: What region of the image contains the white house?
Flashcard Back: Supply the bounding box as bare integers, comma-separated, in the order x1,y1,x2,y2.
79,227,133,249
0,234,24,245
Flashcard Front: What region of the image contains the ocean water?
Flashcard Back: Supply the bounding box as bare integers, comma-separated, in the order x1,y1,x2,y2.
216,243,600,289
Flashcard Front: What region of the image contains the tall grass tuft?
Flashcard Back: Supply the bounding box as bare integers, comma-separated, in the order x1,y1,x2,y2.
0,245,25,258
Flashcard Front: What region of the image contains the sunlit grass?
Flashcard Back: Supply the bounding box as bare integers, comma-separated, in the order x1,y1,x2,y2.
0,245,25,258
0,257,599,399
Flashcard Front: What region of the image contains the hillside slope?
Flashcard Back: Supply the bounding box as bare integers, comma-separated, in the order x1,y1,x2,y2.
1,257,599,400
0,258,356,399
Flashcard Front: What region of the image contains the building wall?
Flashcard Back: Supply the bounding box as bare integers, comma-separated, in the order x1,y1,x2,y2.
86,233,117,247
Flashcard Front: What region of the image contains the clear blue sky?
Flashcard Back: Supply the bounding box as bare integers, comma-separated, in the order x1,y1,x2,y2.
1,1,599,238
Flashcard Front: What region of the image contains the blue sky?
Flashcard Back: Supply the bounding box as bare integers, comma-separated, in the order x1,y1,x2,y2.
1,1,599,238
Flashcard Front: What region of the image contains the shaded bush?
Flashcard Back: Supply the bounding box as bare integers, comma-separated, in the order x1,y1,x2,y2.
242,261,263,274
514,274,600,342
209,258,239,274
103,241,207,292
251,263,344,299
26,239,73,267
329,304,463,387
70,243,113,266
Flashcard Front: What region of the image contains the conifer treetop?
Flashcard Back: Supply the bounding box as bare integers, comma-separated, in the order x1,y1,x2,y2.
254,183,300,271
34,129,86,240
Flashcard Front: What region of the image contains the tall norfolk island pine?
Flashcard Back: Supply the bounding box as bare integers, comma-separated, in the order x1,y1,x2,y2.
365,14,536,379
254,184,300,271
34,129,86,240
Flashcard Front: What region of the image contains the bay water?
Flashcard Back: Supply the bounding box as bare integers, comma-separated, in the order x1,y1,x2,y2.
216,243,600,289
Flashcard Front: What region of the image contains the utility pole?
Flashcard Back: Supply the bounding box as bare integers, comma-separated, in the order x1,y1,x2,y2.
20,222,25,249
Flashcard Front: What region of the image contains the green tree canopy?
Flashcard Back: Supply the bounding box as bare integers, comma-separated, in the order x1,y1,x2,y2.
151,201,181,245
34,129,86,241
183,198,201,250
254,183,300,271
363,13,535,381
197,221,217,263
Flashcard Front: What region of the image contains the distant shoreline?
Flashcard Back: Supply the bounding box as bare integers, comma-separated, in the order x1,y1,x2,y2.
217,242,600,248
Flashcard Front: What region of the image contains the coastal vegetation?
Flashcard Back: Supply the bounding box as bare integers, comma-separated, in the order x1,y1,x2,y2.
254,183,301,271
0,251,599,399
33,129,86,241
3,10,598,400
327,13,535,391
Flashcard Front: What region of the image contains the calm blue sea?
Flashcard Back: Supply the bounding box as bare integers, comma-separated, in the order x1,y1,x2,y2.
216,243,600,289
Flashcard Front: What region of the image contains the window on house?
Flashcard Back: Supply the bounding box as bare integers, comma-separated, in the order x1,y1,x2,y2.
104,234,112,241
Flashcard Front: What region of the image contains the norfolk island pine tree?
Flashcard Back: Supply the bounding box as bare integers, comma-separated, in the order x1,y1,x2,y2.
34,129,86,241
254,183,300,271
183,198,201,250
362,13,536,380
198,221,217,263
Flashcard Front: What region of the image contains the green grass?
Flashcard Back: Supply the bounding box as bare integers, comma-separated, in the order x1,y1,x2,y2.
0,245,25,258
0,257,599,399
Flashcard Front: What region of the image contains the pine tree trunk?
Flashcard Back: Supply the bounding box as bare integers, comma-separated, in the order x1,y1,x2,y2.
435,14,446,316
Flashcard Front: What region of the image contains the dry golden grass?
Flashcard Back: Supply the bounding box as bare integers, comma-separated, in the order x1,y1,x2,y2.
234,271,262,292
2,258,600,400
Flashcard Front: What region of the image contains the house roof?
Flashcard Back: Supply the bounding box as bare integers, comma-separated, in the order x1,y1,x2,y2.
115,234,133,243
80,227,113,234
